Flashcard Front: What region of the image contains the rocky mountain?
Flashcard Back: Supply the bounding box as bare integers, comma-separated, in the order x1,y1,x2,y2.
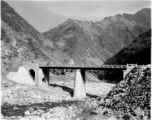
1,0,151,74
104,29,151,65
1,1,72,74
96,29,151,82
43,8,151,66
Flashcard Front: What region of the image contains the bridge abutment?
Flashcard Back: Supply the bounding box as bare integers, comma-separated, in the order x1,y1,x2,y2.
23,64,45,86
123,64,137,79
74,69,86,99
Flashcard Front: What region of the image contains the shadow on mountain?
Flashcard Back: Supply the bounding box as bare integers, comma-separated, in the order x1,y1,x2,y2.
97,29,151,83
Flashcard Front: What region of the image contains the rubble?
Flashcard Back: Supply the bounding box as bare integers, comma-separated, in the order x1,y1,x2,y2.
96,66,151,120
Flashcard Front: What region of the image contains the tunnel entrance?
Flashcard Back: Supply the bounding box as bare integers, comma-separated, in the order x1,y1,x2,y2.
29,69,35,81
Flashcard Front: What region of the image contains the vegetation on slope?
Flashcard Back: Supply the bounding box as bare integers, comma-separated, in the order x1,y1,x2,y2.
1,1,71,73
104,29,151,65
97,29,151,82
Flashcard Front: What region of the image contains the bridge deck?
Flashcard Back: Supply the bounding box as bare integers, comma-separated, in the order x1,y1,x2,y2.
39,65,127,70
23,64,128,69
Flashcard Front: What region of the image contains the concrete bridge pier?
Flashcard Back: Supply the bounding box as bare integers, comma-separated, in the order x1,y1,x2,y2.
36,68,45,86
35,68,50,86
42,68,50,85
74,69,86,99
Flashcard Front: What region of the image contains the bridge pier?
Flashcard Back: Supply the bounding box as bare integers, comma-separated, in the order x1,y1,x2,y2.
74,69,86,99
42,69,50,85
36,68,45,86
34,68,50,86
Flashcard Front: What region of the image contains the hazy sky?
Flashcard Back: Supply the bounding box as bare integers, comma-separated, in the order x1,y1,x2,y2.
6,0,151,33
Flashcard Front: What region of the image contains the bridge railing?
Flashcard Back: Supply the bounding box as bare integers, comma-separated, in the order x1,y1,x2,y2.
24,63,128,68
127,64,137,67
23,63,151,69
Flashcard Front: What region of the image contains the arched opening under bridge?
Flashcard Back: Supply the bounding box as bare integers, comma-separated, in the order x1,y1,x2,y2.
29,69,35,81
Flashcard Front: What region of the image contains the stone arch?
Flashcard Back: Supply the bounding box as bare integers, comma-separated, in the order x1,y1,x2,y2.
29,69,35,81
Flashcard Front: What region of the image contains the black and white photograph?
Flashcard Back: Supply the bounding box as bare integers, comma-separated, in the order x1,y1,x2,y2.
1,0,151,120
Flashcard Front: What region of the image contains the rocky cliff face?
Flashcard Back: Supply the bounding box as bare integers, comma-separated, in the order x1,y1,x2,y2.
43,8,150,66
1,1,72,74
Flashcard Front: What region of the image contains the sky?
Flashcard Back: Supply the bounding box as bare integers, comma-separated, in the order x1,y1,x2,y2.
6,0,151,33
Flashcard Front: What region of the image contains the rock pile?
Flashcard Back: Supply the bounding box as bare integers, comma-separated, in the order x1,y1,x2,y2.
96,66,151,120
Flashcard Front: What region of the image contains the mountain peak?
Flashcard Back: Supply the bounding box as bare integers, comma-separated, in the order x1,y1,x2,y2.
66,19,75,22
136,8,151,13
43,8,150,66
134,8,151,16
132,8,151,27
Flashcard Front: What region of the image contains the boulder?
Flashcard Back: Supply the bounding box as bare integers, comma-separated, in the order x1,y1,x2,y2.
6,66,35,85
24,110,30,116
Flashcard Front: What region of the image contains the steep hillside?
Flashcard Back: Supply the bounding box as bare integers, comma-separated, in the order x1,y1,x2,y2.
1,1,72,74
43,8,150,66
44,19,109,66
97,29,151,82
104,29,151,65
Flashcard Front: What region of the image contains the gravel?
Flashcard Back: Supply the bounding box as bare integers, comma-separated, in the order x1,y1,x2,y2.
2,84,73,106
2,72,115,120
49,79,115,97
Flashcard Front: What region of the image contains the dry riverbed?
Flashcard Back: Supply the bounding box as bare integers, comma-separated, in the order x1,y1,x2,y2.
1,73,115,120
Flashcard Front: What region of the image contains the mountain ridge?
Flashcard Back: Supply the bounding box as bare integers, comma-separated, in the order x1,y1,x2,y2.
45,8,151,33
96,29,151,82
1,1,151,73
43,8,150,66
104,29,151,65
1,1,72,73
